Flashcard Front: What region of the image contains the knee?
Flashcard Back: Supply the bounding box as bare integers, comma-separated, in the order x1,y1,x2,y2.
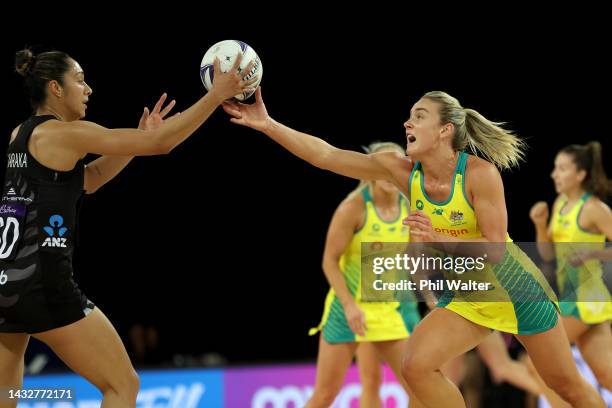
401,351,435,386
543,374,585,404
101,368,140,400
122,369,140,397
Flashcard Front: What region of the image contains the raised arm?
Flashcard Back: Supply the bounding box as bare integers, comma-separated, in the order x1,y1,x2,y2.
49,55,258,159
530,200,556,262
84,93,179,193
223,88,412,190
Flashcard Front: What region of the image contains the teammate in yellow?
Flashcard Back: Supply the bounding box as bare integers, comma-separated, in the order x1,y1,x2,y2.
529,141,612,406
306,142,420,408
223,88,605,407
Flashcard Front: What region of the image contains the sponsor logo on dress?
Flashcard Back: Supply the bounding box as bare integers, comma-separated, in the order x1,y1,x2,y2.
41,214,68,248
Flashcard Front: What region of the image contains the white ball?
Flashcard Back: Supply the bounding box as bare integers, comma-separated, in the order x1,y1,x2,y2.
200,40,263,101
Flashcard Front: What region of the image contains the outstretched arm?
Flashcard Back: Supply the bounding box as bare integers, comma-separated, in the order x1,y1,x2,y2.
223,87,411,188
52,54,258,158
84,93,178,193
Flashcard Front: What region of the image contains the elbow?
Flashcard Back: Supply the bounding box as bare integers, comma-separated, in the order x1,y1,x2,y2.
152,138,174,155
321,257,335,274
148,130,175,155
160,142,176,155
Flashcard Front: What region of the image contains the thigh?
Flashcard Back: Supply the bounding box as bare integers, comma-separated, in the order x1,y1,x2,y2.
356,342,383,382
32,307,135,392
405,308,491,369
373,339,408,385
0,332,30,364
312,335,358,393
576,321,612,381
515,317,580,385
562,315,590,343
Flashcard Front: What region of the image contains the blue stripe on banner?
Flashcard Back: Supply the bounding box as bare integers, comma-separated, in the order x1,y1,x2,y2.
19,369,224,408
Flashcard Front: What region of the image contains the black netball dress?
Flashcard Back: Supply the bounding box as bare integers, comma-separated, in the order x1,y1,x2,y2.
0,115,94,333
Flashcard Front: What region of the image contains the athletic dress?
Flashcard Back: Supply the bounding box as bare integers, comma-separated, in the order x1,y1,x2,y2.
0,115,94,333
551,193,611,323
310,187,420,343
409,152,559,335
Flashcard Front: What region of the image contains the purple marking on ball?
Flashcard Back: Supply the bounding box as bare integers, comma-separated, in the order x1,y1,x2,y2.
235,40,248,53
200,64,214,86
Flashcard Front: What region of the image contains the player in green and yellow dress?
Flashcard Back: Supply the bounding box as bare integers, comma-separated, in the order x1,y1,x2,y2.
224,88,605,407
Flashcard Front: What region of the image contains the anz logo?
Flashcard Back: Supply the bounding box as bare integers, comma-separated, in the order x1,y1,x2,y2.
41,214,68,248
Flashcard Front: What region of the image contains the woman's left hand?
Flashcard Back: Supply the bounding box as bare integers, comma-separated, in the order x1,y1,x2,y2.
138,93,179,130
403,211,438,242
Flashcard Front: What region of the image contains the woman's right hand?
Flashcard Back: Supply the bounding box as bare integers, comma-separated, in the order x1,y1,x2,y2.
344,301,367,336
222,87,271,132
529,201,549,227
209,53,259,102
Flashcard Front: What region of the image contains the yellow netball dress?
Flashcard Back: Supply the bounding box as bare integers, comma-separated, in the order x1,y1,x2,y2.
551,193,611,323
310,187,420,343
409,151,559,335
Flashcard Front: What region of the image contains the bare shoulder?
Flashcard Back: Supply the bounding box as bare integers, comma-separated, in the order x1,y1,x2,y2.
467,154,499,175
579,195,611,235
583,195,611,217
9,125,21,143
37,119,99,134
334,189,368,230
29,120,87,168
33,119,104,148
465,155,503,188
337,189,366,217
465,154,502,190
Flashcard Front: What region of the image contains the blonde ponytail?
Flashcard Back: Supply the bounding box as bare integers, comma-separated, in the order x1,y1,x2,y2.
423,91,526,170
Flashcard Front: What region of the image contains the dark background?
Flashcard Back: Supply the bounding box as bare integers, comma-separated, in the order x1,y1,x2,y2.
1,17,610,368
